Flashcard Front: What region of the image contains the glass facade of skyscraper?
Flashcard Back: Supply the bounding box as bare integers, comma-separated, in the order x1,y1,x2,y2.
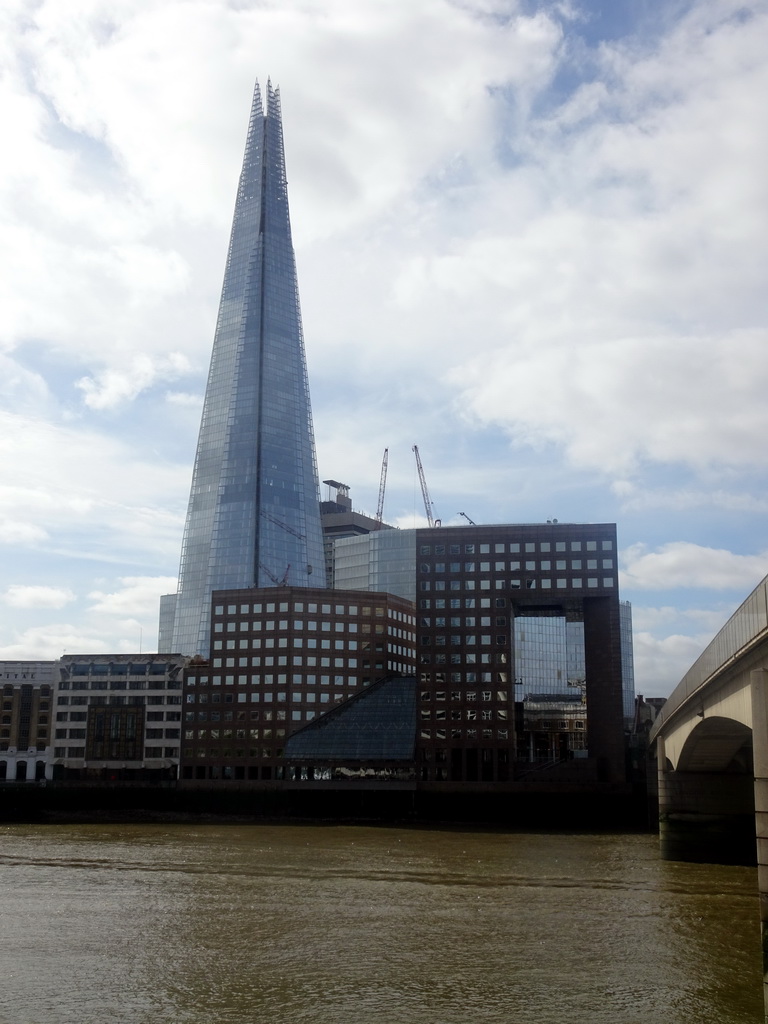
172,81,326,656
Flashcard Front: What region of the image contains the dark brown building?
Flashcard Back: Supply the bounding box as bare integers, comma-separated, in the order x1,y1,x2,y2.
180,586,416,781
180,523,628,787
335,522,626,783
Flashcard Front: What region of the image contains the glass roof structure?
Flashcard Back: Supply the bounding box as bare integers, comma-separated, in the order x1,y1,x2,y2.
172,80,326,656
284,676,418,761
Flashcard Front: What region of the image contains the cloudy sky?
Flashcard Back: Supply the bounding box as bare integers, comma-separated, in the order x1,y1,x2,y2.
1,0,766,696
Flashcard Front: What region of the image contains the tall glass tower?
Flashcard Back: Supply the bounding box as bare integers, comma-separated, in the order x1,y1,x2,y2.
171,80,326,656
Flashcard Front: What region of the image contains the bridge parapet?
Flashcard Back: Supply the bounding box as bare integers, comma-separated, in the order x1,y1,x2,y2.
650,573,768,742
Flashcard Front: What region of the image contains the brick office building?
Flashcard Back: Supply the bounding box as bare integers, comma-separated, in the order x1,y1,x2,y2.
334,522,627,783
179,524,628,787
180,586,416,781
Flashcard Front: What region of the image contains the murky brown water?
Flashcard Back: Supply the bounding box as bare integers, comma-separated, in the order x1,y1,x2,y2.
0,824,761,1024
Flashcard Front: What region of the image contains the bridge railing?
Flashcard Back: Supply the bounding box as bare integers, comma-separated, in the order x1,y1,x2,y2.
651,573,768,738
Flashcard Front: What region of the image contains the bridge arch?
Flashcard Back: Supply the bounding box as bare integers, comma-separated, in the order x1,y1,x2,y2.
676,716,753,774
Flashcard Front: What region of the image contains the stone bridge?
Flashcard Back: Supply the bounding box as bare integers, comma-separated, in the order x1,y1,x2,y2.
649,572,768,1014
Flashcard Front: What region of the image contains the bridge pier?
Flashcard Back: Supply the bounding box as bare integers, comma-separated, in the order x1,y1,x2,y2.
657,734,756,865
751,668,768,1019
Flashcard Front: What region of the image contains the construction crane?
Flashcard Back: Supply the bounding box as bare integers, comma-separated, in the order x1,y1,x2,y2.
259,563,291,586
375,448,388,529
259,508,305,540
412,444,439,528
458,512,476,525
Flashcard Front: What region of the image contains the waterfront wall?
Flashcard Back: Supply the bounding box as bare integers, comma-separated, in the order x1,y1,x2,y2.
0,781,650,829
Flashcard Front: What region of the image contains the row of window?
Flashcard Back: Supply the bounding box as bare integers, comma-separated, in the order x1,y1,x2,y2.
420,598,505,609
186,691,347,704
183,748,280,761
419,540,613,555
52,746,178,759
187,728,289,740
211,635,410,650
419,728,510,740
214,601,414,624
62,664,172,676
419,578,614,591
187,710,274,721
420,674,510,686
58,681,181,691
57,695,182,705
54,727,181,740
212,640,396,655
214,620,395,634
421,635,508,646
420,690,509,702
421,616,506,627
419,654,509,666
190,674,362,688
420,559,613,573
214,621,415,641
421,709,509,721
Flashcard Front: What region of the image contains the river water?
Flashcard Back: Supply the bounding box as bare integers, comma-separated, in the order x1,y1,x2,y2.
0,824,761,1024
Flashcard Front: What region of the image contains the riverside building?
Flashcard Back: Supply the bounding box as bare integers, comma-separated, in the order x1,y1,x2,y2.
179,586,416,781
176,521,629,787
51,655,186,781
333,522,628,783
0,661,56,781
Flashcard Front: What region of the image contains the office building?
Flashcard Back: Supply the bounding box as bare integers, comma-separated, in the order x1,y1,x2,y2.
180,586,416,781
52,655,186,781
168,79,325,657
334,522,627,782
0,661,56,781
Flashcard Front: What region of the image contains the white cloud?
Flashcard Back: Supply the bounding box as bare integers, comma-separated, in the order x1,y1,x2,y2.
0,0,765,700
0,353,50,411
611,480,768,515
630,604,731,636
87,575,178,615
621,542,768,591
632,630,712,697
2,585,76,609
165,391,202,407
0,624,109,661
76,351,191,409
0,410,187,561
426,2,768,477
451,331,768,475
0,519,49,545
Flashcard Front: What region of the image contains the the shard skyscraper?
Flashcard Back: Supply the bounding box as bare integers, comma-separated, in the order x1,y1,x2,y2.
169,80,326,656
